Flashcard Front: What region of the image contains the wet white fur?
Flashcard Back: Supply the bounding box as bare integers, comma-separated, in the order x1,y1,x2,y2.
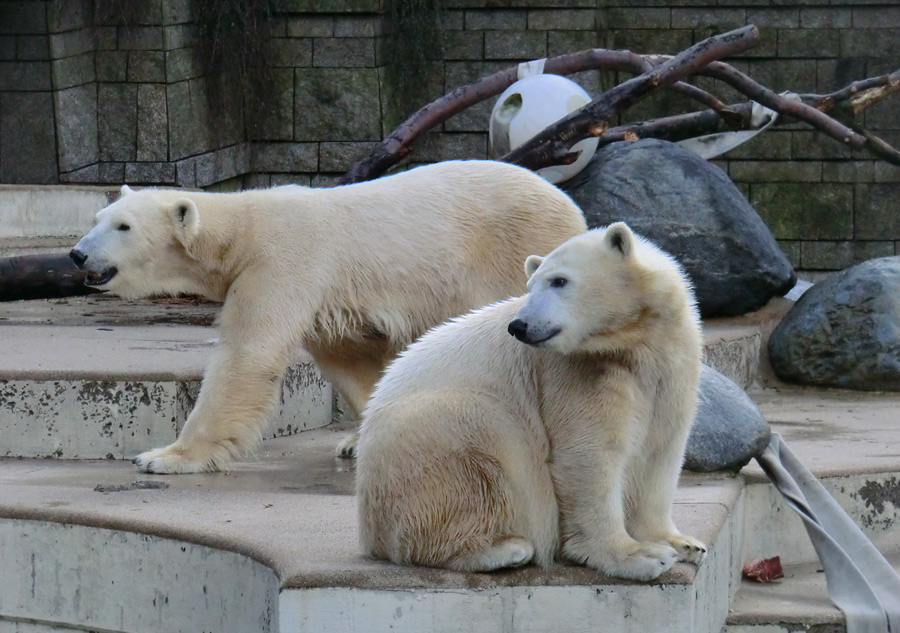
71,161,587,473
357,223,706,580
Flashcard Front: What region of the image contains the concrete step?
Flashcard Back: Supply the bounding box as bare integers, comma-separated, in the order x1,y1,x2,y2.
1,379,899,631
0,296,332,460
724,554,900,633
0,423,743,633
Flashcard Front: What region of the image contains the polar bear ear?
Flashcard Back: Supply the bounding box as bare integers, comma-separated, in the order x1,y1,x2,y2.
524,255,544,278
604,222,634,258
120,184,134,196
171,198,200,244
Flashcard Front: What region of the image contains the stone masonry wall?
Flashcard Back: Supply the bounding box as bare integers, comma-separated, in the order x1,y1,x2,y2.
0,0,898,271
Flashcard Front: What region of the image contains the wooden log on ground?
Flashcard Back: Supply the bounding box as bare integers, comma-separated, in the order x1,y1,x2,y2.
0,253,99,302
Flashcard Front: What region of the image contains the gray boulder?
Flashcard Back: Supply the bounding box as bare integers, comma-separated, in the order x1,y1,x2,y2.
564,139,795,317
684,364,771,472
768,257,900,391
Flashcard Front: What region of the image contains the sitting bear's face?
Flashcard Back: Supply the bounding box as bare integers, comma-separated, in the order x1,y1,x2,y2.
70,185,201,299
508,222,656,355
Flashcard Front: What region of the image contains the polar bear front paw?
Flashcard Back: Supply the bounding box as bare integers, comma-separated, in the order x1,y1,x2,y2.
335,431,360,458
574,540,679,581
667,533,707,564
133,442,227,474
612,542,680,581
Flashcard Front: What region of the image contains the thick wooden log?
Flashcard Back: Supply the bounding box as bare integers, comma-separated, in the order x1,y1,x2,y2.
0,253,99,302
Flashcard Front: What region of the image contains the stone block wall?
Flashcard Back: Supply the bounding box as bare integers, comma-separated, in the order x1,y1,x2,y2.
0,0,899,271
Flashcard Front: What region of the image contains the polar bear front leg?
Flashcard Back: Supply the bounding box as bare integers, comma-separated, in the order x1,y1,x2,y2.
134,343,288,474
625,394,707,565
552,413,678,580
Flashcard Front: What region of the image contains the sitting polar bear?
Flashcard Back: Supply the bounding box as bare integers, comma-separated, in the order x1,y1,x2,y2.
357,223,706,580
69,160,586,473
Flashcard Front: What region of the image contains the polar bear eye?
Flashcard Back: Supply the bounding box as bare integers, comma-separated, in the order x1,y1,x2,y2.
549,277,568,288
117,223,131,232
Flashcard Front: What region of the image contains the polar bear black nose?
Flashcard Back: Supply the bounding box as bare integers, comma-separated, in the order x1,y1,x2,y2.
508,319,528,341
69,249,87,268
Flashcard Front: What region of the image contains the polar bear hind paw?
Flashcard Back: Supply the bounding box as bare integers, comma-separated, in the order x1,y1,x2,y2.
133,442,227,474
447,538,535,572
667,534,707,564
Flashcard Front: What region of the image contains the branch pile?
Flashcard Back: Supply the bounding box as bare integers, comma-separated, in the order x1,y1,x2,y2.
342,24,900,184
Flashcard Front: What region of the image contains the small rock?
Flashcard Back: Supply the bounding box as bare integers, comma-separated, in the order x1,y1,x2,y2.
768,257,900,391
683,364,771,472
564,139,795,317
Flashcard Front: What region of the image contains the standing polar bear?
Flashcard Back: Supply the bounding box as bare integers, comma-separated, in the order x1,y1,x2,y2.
69,160,586,474
357,223,706,580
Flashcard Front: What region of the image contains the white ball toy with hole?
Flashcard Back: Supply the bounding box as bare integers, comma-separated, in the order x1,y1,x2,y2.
489,73,598,184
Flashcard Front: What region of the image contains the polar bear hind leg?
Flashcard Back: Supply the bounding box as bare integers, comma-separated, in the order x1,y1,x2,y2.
445,537,535,572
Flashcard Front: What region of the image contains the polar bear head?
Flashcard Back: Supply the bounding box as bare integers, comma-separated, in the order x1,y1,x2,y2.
70,186,203,299
507,222,692,354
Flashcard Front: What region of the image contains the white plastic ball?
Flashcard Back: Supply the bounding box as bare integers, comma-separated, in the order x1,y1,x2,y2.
489,74,598,184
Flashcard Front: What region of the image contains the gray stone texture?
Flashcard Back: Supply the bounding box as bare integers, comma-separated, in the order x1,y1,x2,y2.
98,83,137,162
51,52,95,89
166,78,214,160
564,139,796,317
0,61,51,91
683,365,771,473
125,162,176,184
166,47,204,83
128,50,166,82
55,84,99,172
17,35,50,61
313,37,374,67
253,142,319,173
0,91,57,184
750,183,853,240
49,29,94,59
136,84,168,162
319,142,376,172
768,257,900,391
247,68,295,142
47,0,92,33
294,68,381,141
0,2,48,35
266,38,313,68
95,51,127,82
0,37,14,60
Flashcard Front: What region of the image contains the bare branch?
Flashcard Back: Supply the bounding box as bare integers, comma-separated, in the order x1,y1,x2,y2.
502,25,760,170
699,62,868,149
799,69,900,114
339,47,745,185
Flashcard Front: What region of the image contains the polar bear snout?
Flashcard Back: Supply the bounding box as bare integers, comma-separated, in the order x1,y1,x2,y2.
70,247,118,286
69,248,87,268
508,318,529,341
508,317,561,346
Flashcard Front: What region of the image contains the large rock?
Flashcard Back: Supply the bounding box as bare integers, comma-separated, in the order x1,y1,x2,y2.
564,139,795,317
768,257,900,391
684,364,771,472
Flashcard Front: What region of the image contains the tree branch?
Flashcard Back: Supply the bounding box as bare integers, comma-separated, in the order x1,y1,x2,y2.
501,25,760,170
339,46,747,185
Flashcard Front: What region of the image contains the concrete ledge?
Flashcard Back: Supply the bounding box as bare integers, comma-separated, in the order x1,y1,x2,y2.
0,185,118,248
0,519,279,633
0,322,332,459
1,387,899,632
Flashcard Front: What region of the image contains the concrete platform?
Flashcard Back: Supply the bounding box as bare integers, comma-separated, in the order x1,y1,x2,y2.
1,294,899,632
0,296,332,459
